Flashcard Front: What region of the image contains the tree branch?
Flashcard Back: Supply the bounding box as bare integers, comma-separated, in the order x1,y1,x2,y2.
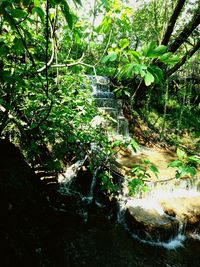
45,0,49,97
167,39,200,76
49,54,97,76
37,19,55,73
168,6,200,53
161,0,186,46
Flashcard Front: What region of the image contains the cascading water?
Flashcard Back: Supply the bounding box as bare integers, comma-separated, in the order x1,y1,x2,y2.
58,156,87,196
88,75,130,138
84,166,101,205
58,75,200,250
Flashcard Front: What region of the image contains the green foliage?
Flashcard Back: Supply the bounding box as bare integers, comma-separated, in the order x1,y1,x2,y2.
128,178,148,196
0,0,199,197
128,158,159,196
100,171,119,194
115,41,179,86
168,148,200,179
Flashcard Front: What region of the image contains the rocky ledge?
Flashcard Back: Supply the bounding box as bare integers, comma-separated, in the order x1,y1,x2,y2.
125,192,200,243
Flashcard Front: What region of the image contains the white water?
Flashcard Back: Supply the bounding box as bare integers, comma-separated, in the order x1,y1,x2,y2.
85,166,101,204
117,186,200,249
89,75,130,138
58,156,87,195
57,76,200,250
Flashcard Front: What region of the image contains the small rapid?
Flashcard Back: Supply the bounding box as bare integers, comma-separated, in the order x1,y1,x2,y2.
57,75,200,251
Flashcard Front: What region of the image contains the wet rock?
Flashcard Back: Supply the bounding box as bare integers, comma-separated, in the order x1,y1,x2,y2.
161,196,200,231
126,203,179,242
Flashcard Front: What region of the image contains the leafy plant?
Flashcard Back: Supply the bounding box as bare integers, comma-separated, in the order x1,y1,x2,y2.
111,42,179,86
100,171,119,194
168,148,200,179
128,158,159,196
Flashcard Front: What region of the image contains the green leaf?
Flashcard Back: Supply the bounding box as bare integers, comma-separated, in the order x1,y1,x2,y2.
168,160,183,168
32,7,45,22
13,37,24,53
146,45,168,58
34,0,41,6
144,71,154,86
109,52,118,61
124,90,130,97
141,158,150,165
186,166,197,177
159,52,173,62
73,0,82,5
134,64,147,75
164,55,179,65
148,66,163,83
60,1,73,29
154,45,167,54
130,138,139,152
8,8,27,19
149,165,159,173
141,41,156,57
101,52,117,63
23,0,32,6
126,63,135,77
188,156,200,165
175,172,181,179
128,50,141,63
112,140,122,147
53,0,63,3
119,38,129,49
177,147,187,159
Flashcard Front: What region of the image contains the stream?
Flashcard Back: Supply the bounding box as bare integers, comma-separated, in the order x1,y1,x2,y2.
57,76,200,266
62,222,200,267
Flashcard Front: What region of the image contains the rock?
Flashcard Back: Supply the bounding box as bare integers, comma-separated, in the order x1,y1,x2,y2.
126,201,179,242
160,196,200,232
124,192,200,243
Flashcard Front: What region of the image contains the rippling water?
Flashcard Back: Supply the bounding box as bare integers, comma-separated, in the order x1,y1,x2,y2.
63,221,200,267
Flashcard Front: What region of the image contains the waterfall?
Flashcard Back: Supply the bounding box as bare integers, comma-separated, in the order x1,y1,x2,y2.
89,75,130,138
58,156,87,196
84,166,101,205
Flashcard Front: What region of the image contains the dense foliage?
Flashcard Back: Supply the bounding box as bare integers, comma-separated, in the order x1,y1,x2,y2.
0,0,199,193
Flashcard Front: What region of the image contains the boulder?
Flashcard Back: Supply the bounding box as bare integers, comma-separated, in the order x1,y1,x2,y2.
126,201,179,242
160,196,200,232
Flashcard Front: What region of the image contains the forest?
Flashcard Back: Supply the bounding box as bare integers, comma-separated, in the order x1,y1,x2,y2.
0,0,200,266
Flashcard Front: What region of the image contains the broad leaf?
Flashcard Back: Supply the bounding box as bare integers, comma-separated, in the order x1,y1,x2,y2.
126,63,135,77
8,8,27,19
128,50,141,63
119,38,129,49
168,160,182,168
186,166,197,177
60,1,73,29
101,52,117,63
148,66,163,83
164,55,179,65
32,7,45,22
144,71,154,86
154,45,167,54
159,52,173,61
147,45,167,58
141,41,156,57
149,165,159,173
130,138,139,152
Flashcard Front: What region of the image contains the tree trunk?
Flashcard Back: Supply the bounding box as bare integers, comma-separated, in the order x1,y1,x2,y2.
161,0,186,46
168,8,200,53
167,39,200,76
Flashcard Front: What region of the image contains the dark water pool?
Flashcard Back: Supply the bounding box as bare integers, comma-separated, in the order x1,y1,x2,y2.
56,219,200,267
